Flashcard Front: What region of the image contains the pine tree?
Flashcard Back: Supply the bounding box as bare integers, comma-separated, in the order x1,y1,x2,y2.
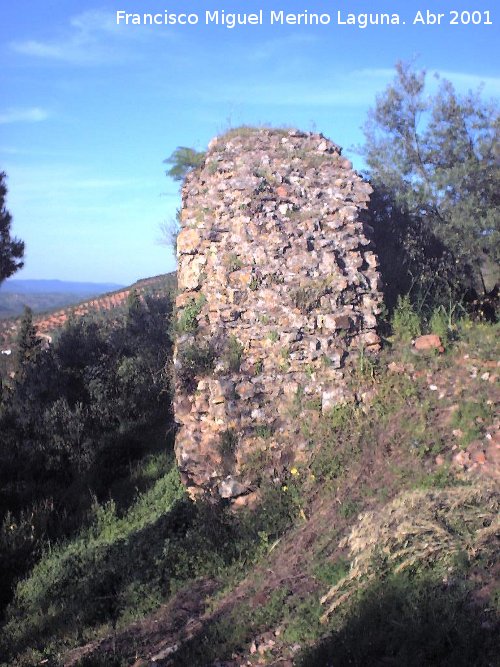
0,171,25,284
163,147,205,182
16,306,42,371
362,62,499,307
126,288,146,334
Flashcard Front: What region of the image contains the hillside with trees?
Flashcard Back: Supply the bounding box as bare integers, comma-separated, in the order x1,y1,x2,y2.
0,290,175,625
0,280,126,319
1,299,497,667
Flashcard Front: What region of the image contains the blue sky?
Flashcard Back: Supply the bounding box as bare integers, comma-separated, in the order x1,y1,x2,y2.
1,1,499,284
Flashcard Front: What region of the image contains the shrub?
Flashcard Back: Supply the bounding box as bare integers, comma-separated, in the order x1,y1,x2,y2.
451,399,492,448
223,335,244,372
224,253,243,272
176,342,215,391
392,295,421,342
163,147,205,182
253,359,263,375
312,558,350,586
254,424,273,439
3,467,185,657
428,303,464,345
291,279,331,313
298,572,498,667
176,295,206,334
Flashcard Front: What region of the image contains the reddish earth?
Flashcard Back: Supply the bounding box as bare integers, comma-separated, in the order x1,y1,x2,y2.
64,579,218,666
0,273,176,350
33,289,132,334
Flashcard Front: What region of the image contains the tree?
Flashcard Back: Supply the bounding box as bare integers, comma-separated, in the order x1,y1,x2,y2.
362,62,499,309
158,208,181,253
0,172,25,284
161,148,204,257
163,147,205,182
15,306,42,371
126,288,146,337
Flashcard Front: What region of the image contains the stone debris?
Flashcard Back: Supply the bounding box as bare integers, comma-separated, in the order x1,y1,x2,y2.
173,128,383,500
414,334,444,353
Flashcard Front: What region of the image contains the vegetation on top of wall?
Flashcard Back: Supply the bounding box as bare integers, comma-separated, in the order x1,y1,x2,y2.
163,147,206,182
218,125,290,142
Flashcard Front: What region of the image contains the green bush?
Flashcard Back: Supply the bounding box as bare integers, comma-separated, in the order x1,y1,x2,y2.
291,280,330,313
310,404,357,483
2,467,302,662
312,558,350,586
176,294,206,334
3,467,185,651
163,146,205,182
223,335,244,372
0,294,174,620
392,295,421,342
176,342,215,391
282,595,323,644
224,253,243,272
451,399,492,448
254,423,273,439
173,587,289,666
429,306,451,343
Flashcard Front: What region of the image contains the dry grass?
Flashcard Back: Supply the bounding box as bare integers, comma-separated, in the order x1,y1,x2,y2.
320,483,499,622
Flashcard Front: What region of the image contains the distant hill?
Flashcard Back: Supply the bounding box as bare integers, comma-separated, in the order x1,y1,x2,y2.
1,279,123,295
0,272,177,351
0,279,125,318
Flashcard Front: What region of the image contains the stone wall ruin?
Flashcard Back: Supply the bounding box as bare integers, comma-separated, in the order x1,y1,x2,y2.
173,128,383,503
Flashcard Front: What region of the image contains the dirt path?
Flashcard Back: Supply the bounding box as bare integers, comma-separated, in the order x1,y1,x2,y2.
64,579,218,666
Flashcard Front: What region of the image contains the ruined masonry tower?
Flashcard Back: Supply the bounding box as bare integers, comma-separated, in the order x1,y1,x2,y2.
173,128,383,504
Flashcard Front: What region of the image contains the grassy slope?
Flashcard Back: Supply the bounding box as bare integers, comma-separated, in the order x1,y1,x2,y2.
2,320,499,667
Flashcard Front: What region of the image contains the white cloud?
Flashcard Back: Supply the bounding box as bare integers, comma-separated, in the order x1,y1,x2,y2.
12,40,68,60
12,36,122,66
4,166,147,194
0,107,50,124
0,147,22,155
10,9,137,65
69,9,121,34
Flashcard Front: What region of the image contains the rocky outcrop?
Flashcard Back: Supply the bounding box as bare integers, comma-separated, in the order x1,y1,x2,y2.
173,128,383,502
